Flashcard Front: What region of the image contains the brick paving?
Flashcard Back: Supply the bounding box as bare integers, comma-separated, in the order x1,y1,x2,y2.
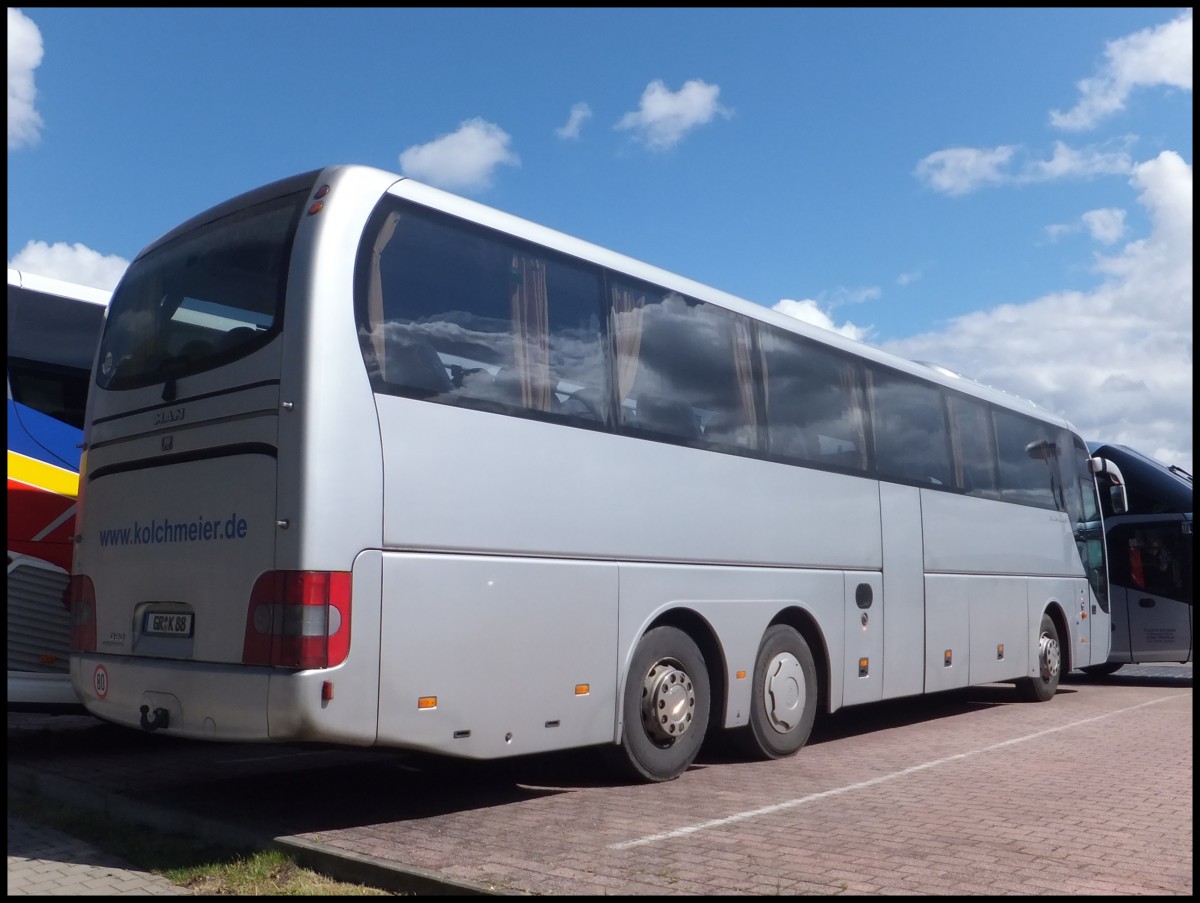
7,664,1192,896
7,815,184,896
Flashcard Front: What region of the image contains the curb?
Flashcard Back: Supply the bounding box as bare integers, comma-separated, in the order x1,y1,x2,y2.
274,835,515,896
7,762,507,896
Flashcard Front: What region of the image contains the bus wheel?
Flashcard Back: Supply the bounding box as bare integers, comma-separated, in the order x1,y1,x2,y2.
735,624,817,761
618,626,710,783
1080,662,1123,676
1016,613,1061,702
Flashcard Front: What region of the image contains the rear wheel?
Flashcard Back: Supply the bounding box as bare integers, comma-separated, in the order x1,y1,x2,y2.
734,624,818,760
617,626,710,783
1016,613,1061,701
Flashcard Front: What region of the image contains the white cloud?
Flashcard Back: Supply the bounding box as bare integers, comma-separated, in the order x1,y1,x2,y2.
1081,208,1126,245
773,299,868,342
914,146,1016,196
882,150,1193,472
1051,10,1193,131
556,102,592,140
1045,207,1128,246
9,241,130,291
615,79,732,151
8,7,45,149
915,141,1132,196
1024,141,1133,181
398,118,519,193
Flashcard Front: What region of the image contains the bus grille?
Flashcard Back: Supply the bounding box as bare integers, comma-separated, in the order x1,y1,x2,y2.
7,563,72,673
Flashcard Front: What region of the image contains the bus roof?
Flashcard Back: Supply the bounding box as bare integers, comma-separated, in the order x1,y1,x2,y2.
8,267,111,307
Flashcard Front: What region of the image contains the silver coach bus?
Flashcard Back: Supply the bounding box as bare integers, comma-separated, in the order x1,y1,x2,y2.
70,165,1126,781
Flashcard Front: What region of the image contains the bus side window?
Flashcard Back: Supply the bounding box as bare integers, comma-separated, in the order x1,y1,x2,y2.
357,199,605,421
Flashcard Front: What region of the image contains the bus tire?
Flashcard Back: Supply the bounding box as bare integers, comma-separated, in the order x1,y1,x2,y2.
1080,662,1123,676
735,624,818,761
1016,613,1061,702
618,626,710,783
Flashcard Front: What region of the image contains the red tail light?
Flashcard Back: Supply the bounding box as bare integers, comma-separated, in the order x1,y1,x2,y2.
242,571,351,669
66,574,97,653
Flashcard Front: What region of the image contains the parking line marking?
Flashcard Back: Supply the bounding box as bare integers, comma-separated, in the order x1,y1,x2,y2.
610,696,1181,849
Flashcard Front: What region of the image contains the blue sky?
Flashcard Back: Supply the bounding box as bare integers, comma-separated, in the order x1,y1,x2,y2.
8,7,1193,471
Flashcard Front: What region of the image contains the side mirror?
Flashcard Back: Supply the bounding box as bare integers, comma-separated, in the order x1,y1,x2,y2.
1089,456,1129,515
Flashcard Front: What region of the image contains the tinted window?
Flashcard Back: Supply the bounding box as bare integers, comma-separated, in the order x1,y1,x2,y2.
1109,520,1191,605
97,190,304,390
8,287,106,428
1062,432,1107,609
993,409,1056,509
947,394,998,496
357,200,606,423
869,367,951,487
610,279,759,451
759,323,867,472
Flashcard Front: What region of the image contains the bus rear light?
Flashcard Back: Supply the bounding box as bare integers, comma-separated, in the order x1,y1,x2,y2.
66,574,97,653
241,570,351,670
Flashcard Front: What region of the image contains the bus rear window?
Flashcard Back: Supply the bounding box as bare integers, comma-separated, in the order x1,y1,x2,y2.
96,190,306,390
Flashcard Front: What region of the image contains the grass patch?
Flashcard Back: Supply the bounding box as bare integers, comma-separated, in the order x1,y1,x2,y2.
9,792,397,895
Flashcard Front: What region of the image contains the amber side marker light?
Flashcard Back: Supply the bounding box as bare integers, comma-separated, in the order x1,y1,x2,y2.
574,684,589,696
308,184,330,214
735,670,747,680
417,696,437,710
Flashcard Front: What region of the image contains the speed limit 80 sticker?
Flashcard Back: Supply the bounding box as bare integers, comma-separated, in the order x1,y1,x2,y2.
93,664,109,699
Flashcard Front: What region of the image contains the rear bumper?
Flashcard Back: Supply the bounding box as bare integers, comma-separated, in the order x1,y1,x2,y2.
71,653,273,741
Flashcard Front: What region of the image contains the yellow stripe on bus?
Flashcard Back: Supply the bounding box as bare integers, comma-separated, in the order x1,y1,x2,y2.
7,450,79,499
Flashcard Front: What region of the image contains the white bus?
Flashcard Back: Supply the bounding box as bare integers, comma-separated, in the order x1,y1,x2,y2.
8,268,110,711
1081,442,1192,674
69,165,1128,781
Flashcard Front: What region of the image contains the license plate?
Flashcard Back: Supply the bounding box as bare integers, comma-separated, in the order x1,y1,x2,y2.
143,611,194,637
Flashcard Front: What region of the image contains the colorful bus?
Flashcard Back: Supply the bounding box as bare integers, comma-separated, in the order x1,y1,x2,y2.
1081,441,1192,674
69,165,1128,781
8,267,109,711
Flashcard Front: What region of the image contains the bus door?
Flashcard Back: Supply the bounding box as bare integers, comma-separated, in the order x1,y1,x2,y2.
1109,517,1193,663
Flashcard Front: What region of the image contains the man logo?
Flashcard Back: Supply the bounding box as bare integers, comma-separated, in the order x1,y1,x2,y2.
162,436,174,452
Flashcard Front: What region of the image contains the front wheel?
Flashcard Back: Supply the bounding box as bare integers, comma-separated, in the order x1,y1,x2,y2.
617,626,710,783
734,624,818,760
1016,613,1062,701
